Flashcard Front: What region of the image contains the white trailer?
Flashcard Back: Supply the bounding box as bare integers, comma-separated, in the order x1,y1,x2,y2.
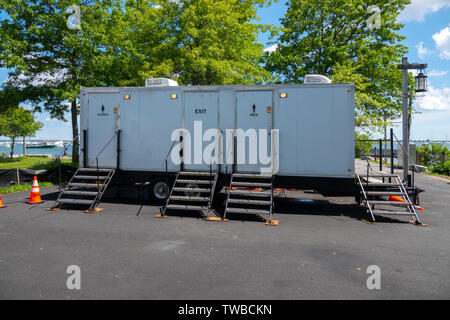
78,82,355,203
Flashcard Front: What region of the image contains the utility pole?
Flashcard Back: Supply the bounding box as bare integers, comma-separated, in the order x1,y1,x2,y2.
397,57,427,185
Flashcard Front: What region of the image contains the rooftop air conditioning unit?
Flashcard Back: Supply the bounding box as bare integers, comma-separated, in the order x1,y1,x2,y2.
145,78,179,87
304,74,331,84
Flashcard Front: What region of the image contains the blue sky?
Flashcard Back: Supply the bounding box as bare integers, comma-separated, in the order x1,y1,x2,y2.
2,0,450,140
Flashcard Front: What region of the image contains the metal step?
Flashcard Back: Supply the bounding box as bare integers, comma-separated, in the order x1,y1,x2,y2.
176,179,214,184
165,204,207,211
57,199,94,205
68,183,103,188
231,182,272,187
74,175,107,180
372,210,413,216
179,171,214,176
362,183,401,187
367,174,400,178
363,191,404,196
173,187,211,193
232,174,272,179
366,200,410,206
229,189,271,197
62,190,99,196
77,168,113,173
169,196,209,201
227,199,271,205
226,207,270,215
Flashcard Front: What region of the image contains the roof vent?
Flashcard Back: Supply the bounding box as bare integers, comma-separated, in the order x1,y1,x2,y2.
304,74,331,84
145,78,179,87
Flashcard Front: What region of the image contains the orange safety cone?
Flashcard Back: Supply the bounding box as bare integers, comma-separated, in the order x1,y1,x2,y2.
28,176,43,204
389,195,424,211
0,194,6,208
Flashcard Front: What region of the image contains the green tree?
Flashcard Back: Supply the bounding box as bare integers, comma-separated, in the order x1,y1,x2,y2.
266,0,410,133
0,107,43,158
0,0,129,164
124,0,275,86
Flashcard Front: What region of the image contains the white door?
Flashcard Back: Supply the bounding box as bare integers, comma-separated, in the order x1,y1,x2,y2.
87,93,119,168
183,91,219,171
236,91,273,173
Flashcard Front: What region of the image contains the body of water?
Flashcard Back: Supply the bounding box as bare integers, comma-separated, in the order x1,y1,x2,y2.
0,140,73,157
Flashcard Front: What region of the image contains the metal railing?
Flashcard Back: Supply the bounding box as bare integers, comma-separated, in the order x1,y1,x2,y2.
392,132,420,187
95,131,118,188
55,135,79,196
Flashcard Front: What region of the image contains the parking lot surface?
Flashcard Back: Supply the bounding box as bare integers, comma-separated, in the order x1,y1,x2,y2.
0,173,449,299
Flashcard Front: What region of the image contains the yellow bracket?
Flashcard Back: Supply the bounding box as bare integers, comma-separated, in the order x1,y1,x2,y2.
84,208,104,214
362,219,376,225
46,207,61,211
408,220,427,227
265,220,279,226
206,217,228,222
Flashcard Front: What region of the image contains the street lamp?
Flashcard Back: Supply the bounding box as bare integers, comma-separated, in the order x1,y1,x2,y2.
397,57,427,185
415,71,427,93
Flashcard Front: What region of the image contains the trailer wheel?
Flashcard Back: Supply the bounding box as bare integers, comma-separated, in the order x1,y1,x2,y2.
150,178,171,203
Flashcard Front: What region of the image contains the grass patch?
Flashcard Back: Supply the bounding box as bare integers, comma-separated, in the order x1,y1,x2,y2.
0,157,77,169
0,182,53,194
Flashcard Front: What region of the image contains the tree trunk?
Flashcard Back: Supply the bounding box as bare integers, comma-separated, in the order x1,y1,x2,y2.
10,137,15,159
71,99,79,164
23,137,26,156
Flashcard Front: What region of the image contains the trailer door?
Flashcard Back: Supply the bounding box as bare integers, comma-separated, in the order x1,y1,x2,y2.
236,90,273,173
87,93,119,168
184,91,219,171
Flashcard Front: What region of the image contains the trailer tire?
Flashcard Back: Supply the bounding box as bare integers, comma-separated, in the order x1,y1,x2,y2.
149,178,171,203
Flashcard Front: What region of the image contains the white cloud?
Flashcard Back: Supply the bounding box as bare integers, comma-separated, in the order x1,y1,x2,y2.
416,86,450,110
428,69,448,77
416,42,434,59
433,24,450,60
264,44,278,53
399,0,450,22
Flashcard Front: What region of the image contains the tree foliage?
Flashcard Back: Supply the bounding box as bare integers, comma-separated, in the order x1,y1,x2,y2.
0,107,43,158
265,0,411,133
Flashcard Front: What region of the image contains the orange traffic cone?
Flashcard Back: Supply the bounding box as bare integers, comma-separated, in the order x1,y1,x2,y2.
28,176,43,204
389,195,424,211
0,194,6,208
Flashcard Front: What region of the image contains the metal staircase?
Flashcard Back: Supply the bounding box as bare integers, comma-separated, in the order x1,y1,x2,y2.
161,171,219,217
356,173,421,224
51,168,115,212
224,173,275,223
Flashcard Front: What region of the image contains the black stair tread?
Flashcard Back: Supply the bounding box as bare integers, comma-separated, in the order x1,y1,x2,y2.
173,187,211,192
226,207,270,214
229,189,271,196
77,168,113,173
166,204,208,211
57,199,94,205
232,173,272,179
371,210,414,215
176,179,214,184
74,175,107,180
227,199,271,205
363,191,404,195
68,183,103,188
62,190,98,196
170,196,209,201
179,171,216,176
231,182,272,187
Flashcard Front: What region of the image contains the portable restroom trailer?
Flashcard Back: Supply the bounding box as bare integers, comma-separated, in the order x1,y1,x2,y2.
79,82,355,200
